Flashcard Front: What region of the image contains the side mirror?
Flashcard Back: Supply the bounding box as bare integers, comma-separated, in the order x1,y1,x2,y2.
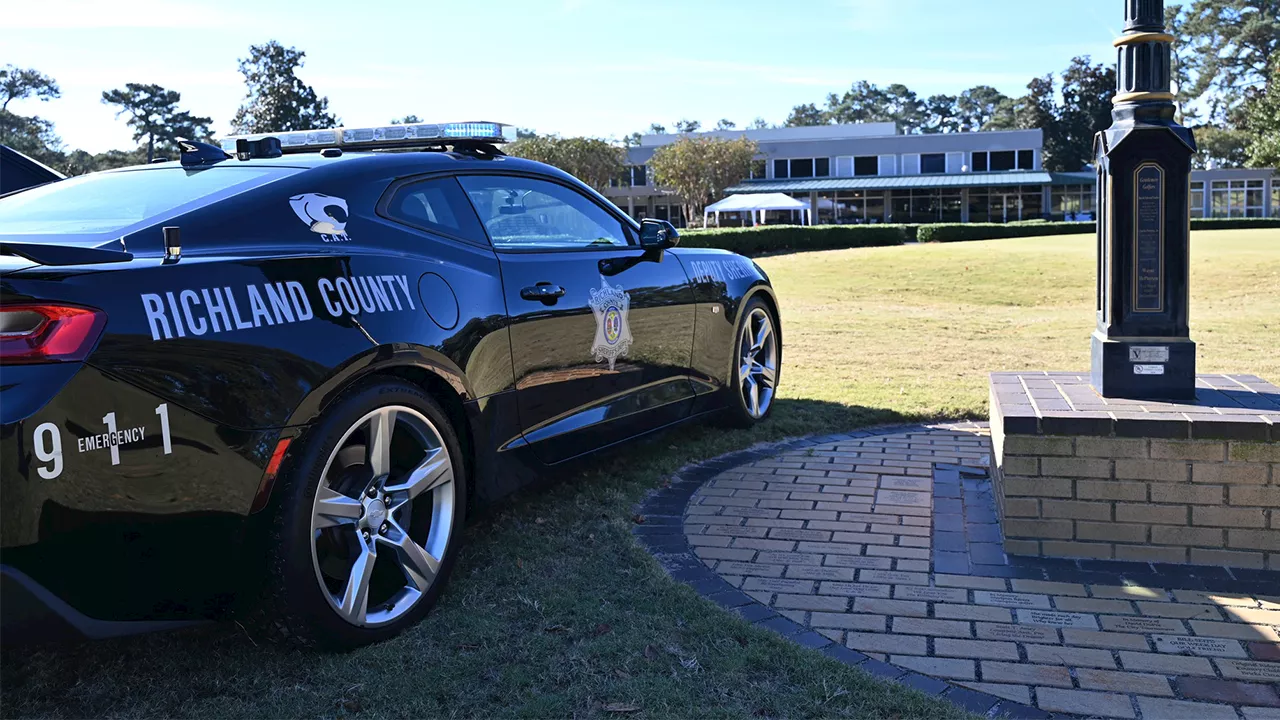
639,218,680,250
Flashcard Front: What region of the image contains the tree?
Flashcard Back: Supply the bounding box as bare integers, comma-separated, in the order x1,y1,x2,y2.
883,84,926,133
232,41,337,134
649,135,757,225
102,83,213,163
0,65,60,111
1192,125,1251,167
955,85,1009,131
674,119,701,133
784,103,826,127
1176,0,1279,122
1239,54,1280,166
505,135,626,192
1056,56,1117,172
715,118,736,130
622,131,643,147
391,114,421,124
748,117,770,129
648,123,667,134
0,109,63,166
825,81,890,125
922,94,960,133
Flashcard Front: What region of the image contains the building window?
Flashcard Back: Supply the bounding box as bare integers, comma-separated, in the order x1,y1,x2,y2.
814,158,830,177
1018,150,1035,170
773,158,829,180
1273,185,1279,217
855,156,878,176
972,152,988,172
972,151,1034,172
921,153,946,174
773,159,788,179
790,158,814,178
990,151,1016,171
1051,184,1096,219
1210,179,1267,217
630,166,647,187
750,159,767,179
1190,181,1205,218
833,190,887,224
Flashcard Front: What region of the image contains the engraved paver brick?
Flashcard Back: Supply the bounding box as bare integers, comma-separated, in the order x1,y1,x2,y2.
1216,659,1280,681
1175,676,1280,706
894,559,930,572
1062,628,1151,650
891,655,975,680
755,552,825,565
1189,620,1280,642
797,541,871,555
1119,651,1216,675
743,577,815,594
1241,708,1280,720
1015,609,1100,629
858,569,929,585
1226,608,1280,626
784,565,855,581
893,585,967,603
891,617,972,638
933,638,1019,660
956,682,1031,705
976,622,1059,643
1035,688,1135,719
973,591,1051,609
853,597,927,617
1011,579,1088,596
934,603,1014,623
818,581,891,598
773,594,848,612
767,528,832,542
825,555,893,570
810,612,886,631
1091,585,1170,602
694,546,757,561
1075,668,1173,696
1154,634,1248,658
935,574,1007,591
1026,643,1118,668
1054,596,1137,615
1137,601,1224,620
846,631,926,655
1136,696,1240,720
731,538,797,552
980,661,1072,687
1173,590,1260,606
1102,615,1186,634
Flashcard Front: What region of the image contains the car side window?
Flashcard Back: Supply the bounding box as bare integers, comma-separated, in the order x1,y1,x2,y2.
385,176,485,241
456,175,631,250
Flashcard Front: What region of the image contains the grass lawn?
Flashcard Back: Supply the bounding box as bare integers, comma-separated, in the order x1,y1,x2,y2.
3,229,1276,719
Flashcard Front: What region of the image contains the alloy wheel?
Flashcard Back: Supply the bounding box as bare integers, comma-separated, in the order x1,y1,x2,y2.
738,307,778,419
309,405,455,627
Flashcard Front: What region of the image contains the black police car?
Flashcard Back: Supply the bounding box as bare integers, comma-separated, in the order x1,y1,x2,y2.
0,121,782,649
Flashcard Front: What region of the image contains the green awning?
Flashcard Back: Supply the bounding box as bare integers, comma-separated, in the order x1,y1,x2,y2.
1050,171,1098,186
724,171,1053,193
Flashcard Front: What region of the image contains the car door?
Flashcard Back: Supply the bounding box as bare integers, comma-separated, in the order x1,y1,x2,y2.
457,173,696,464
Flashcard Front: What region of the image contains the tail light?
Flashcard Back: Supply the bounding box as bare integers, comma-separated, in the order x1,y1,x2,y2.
0,303,107,364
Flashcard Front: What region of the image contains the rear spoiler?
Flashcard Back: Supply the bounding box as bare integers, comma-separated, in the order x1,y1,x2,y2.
0,242,134,266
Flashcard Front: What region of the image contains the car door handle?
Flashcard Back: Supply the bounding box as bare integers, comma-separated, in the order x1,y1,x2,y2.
520,284,566,302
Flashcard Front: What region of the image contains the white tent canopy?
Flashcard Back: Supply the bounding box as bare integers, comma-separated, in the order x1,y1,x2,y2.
704,193,811,227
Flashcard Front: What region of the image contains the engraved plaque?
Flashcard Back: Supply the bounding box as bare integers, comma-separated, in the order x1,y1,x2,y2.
1217,659,1280,681
975,591,1051,609
1133,163,1164,312
1129,346,1170,362
1153,635,1247,658
1134,364,1165,375
1015,609,1100,629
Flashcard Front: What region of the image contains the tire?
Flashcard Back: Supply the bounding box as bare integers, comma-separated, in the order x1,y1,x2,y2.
256,378,467,650
722,297,780,428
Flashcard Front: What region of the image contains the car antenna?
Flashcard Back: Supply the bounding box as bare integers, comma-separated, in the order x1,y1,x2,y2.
177,137,232,168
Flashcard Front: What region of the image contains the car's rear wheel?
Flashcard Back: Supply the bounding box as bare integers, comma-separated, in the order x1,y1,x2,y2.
723,298,780,427
258,379,466,650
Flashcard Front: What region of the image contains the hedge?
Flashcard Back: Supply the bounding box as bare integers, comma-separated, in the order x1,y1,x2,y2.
917,222,1094,243
678,224,914,254
1189,217,1280,230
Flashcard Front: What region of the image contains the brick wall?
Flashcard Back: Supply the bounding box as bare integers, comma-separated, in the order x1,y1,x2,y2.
990,420,1280,570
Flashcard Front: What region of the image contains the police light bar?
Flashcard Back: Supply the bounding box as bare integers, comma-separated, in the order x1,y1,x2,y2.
219,121,515,155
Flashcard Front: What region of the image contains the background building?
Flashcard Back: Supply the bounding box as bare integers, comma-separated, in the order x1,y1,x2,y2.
602,124,1277,226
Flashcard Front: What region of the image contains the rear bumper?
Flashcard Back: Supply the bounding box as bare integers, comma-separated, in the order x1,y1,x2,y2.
1,564,205,643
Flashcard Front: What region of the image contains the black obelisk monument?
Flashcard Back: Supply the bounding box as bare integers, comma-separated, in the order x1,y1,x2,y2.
1091,0,1197,400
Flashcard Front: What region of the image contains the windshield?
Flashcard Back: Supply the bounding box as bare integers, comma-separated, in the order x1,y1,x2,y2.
0,166,295,236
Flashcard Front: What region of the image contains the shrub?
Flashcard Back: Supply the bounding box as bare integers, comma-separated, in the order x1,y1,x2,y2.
1189,217,1280,230
678,224,913,255
917,222,1094,243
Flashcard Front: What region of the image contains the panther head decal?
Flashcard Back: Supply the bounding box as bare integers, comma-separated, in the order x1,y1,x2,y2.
289,193,349,235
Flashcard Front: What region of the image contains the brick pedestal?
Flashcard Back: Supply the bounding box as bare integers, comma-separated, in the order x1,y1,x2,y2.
989,372,1280,569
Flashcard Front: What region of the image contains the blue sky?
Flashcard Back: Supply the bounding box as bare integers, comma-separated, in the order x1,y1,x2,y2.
7,0,1133,153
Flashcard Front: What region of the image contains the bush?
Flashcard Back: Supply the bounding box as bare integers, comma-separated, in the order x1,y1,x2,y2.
678,224,913,255
1190,217,1280,230
917,222,1094,243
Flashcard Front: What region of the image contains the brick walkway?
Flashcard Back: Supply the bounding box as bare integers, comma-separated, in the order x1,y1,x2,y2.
680,423,1280,719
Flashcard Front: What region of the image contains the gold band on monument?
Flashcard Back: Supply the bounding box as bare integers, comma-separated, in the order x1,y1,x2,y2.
1112,32,1175,47
1113,91,1176,104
